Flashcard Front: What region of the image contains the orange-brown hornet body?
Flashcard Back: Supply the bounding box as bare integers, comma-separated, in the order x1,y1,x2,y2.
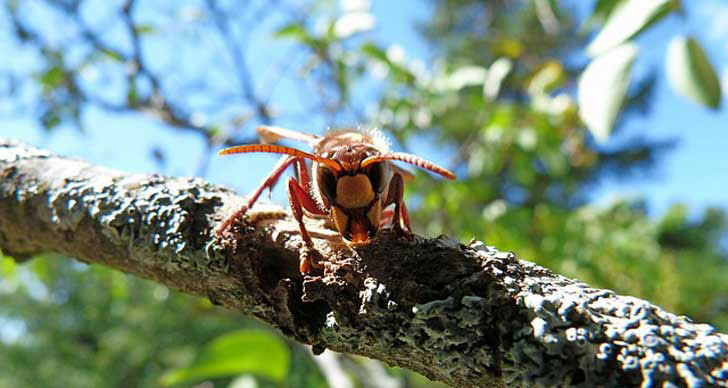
218,126,455,273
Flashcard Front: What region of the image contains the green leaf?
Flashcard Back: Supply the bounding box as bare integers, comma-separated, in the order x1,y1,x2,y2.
361,43,415,84
1,255,17,277
161,330,290,386
274,23,322,49
133,24,156,35
38,66,65,91
361,43,388,62
484,58,513,101
582,0,625,34
587,0,677,56
100,48,124,62
593,0,625,21
127,83,139,106
578,43,639,142
275,23,308,40
527,60,566,96
492,38,524,58
666,35,722,109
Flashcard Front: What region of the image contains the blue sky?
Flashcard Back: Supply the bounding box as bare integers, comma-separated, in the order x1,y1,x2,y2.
1,0,727,222
592,0,728,217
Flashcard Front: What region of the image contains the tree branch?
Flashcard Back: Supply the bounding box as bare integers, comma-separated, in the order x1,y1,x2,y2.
1,138,726,388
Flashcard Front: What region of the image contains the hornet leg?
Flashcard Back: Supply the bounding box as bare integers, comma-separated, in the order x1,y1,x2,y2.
288,177,325,273
384,173,412,239
218,155,297,236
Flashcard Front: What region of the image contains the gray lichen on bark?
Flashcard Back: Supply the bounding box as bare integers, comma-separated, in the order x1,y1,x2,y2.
1,138,727,388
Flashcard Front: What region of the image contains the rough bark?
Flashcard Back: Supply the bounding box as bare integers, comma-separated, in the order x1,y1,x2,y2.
1,138,727,388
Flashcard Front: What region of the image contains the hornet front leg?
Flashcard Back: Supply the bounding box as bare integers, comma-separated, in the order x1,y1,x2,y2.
384,172,413,238
287,177,328,274
218,155,298,236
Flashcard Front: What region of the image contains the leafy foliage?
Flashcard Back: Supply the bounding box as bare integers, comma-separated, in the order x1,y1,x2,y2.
586,0,678,56
162,330,290,386
0,256,247,387
579,43,639,141
0,256,326,388
666,36,722,109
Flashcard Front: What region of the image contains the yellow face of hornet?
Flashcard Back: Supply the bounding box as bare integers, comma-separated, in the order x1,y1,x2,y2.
314,141,390,243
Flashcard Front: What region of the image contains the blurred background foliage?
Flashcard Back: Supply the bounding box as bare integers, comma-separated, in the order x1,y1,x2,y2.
1,0,727,387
